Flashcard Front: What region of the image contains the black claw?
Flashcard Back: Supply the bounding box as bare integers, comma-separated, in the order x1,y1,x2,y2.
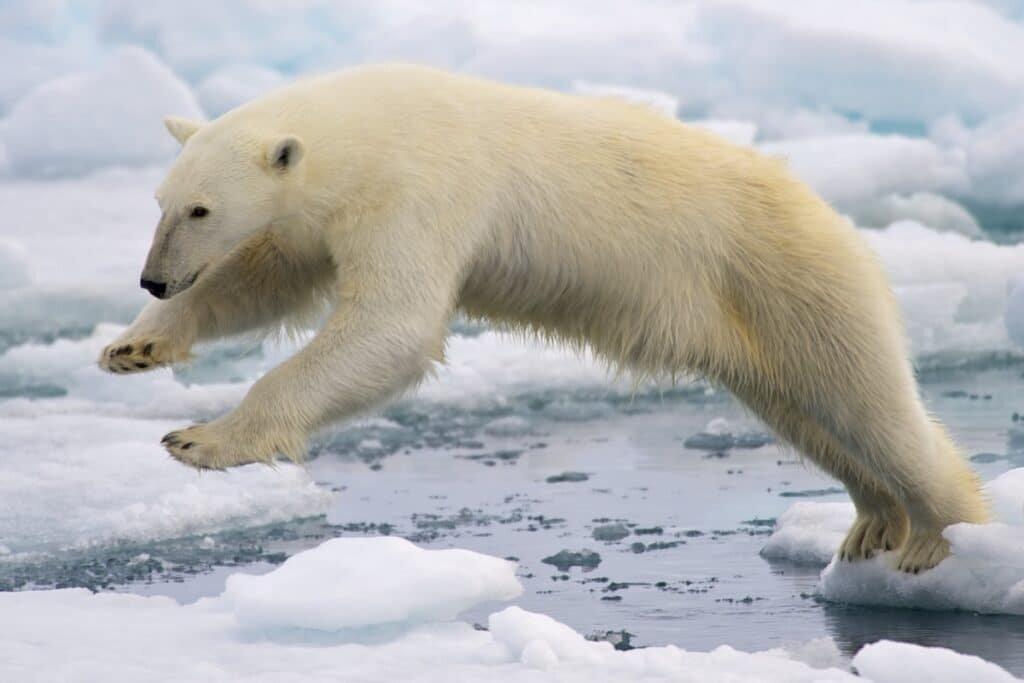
142,343,153,356
135,362,149,369
182,442,194,450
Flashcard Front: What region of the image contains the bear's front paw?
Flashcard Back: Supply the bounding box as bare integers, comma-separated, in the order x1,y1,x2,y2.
99,337,183,374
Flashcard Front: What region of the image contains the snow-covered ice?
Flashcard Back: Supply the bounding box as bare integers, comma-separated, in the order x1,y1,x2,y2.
759,502,856,565
853,641,1022,683
223,537,522,631
763,469,1024,615
4,535,1021,682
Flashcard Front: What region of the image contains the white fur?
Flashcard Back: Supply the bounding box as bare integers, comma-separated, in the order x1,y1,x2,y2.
100,64,988,572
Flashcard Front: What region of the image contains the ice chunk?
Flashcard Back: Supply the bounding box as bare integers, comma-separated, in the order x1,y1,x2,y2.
196,64,284,117
1,46,203,177
763,469,1024,615
760,502,855,565
819,523,1024,615
489,606,598,662
852,640,1021,683
223,536,522,631
987,468,1024,523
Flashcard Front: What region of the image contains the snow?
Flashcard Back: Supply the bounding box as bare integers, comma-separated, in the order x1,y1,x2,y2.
223,537,522,631
2,535,1020,681
0,46,203,177
762,468,1024,616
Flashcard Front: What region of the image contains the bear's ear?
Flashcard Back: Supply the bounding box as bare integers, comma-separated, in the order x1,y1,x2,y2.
164,116,203,145
266,135,305,171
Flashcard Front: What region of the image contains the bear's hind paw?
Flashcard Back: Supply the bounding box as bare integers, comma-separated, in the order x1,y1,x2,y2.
838,512,909,562
895,531,950,574
162,424,271,471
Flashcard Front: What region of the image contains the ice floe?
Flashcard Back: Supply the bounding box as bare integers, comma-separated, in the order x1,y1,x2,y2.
223,536,522,632
762,468,1024,616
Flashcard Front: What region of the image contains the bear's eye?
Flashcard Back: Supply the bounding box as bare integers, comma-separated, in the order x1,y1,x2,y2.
190,206,209,218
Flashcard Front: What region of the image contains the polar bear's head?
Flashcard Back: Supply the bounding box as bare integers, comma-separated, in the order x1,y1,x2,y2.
140,116,306,299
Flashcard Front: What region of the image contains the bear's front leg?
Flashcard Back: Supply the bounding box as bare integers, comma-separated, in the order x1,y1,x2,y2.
161,232,457,470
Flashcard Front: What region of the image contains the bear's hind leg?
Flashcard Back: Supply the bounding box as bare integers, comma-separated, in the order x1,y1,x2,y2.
728,383,909,562
801,392,986,573
889,421,988,573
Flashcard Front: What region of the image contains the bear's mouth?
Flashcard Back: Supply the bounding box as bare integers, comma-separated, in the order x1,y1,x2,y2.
168,265,206,298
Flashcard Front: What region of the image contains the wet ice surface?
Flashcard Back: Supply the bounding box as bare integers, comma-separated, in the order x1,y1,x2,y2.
33,364,1012,675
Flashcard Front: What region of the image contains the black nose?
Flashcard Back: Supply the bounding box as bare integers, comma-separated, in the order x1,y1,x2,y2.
140,278,167,299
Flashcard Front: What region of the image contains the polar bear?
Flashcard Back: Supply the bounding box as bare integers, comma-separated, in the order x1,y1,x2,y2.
99,64,987,572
